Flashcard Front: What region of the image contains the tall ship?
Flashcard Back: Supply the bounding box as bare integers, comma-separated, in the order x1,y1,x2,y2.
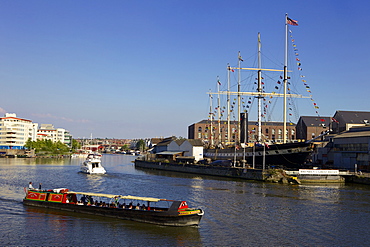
203,14,321,169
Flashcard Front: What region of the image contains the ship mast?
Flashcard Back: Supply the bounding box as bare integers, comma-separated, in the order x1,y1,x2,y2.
237,51,242,144
209,89,214,147
208,17,307,146
283,13,289,143
217,77,221,145
257,33,262,142
227,63,231,144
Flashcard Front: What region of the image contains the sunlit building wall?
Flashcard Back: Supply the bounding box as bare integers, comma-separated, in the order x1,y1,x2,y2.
0,113,38,149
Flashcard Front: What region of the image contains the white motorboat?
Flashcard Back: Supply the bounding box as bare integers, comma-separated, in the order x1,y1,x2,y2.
80,153,106,174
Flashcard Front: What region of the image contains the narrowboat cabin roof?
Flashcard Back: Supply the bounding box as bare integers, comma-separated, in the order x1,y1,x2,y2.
66,191,164,202
23,187,204,226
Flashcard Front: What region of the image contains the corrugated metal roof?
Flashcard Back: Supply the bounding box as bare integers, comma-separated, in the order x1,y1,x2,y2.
333,127,370,139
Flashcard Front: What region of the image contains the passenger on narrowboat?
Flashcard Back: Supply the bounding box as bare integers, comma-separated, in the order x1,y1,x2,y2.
23,187,204,226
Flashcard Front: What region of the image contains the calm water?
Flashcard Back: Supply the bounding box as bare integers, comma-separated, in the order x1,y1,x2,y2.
0,154,369,246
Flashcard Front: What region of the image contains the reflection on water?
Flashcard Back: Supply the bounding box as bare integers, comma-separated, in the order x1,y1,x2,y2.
21,204,202,246
0,157,82,166
82,173,106,191
1,155,370,246
188,177,206,206
295,183,344,204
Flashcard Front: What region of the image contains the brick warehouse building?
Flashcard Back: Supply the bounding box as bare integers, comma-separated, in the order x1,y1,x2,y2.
188,120,298,144
296,116,331,141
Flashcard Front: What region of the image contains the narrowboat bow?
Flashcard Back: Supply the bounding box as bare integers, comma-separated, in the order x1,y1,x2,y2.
23,188,203,226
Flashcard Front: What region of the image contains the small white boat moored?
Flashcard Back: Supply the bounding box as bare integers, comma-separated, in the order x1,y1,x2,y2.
80,153,106,174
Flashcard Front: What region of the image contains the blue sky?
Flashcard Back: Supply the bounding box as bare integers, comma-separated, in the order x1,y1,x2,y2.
0,1,369,139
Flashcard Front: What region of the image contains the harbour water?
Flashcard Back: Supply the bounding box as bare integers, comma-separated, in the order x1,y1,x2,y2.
1,155,369,246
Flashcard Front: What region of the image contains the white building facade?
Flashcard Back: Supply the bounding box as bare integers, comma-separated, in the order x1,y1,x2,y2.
37,124,67,144
167,139,204,161
0,113,38,149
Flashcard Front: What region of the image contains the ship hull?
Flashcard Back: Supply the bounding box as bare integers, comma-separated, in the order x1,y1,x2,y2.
204,142,313,168
23,189,203,227
23,199,202,227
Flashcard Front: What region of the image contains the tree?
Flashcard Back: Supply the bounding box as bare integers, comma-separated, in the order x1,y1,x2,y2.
71,139,81,150
136,139,146,152
121,144,130,151
24,138,35,149
23,139,70,155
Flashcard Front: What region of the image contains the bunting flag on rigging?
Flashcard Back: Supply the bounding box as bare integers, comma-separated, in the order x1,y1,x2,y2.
289,29,322,118
287,17,298,26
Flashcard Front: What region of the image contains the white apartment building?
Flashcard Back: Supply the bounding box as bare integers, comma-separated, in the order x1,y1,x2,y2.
37,124,67,143
0,113,38,149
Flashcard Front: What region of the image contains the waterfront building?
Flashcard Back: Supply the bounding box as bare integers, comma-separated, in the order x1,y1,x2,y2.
168,139,204,161
309,111,370,171
149,138,164,148
331,110,370,133
0,113,38,149
150,137,204,162
313,126,370,172
37,124,72,147
75,138,133,152
64,130,72,147
152,136,177,153
81,144,102,152
295,116,331,141
188,120,296,144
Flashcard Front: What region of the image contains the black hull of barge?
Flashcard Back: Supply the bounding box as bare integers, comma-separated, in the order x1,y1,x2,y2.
23,200,202,227
204,142,313,168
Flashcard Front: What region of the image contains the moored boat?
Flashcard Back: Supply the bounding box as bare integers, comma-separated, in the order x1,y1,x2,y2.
23,188,204,226
80,153,106,174
203,15,319,168
204,142,314,169
285,168,346,183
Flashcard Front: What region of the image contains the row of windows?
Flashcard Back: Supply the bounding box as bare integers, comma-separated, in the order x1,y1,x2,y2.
198,126,295,135
334,143,368,152
0,128,26,131
199,132,295,140
0,137,25,139
0,141,25,144
0,121,28,127
1,119,28,123
0,132,26,135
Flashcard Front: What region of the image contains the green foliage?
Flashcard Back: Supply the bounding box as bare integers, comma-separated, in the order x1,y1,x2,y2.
121,144,130,151
71,139,81,150
24,139,70,155
136,139,146,152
